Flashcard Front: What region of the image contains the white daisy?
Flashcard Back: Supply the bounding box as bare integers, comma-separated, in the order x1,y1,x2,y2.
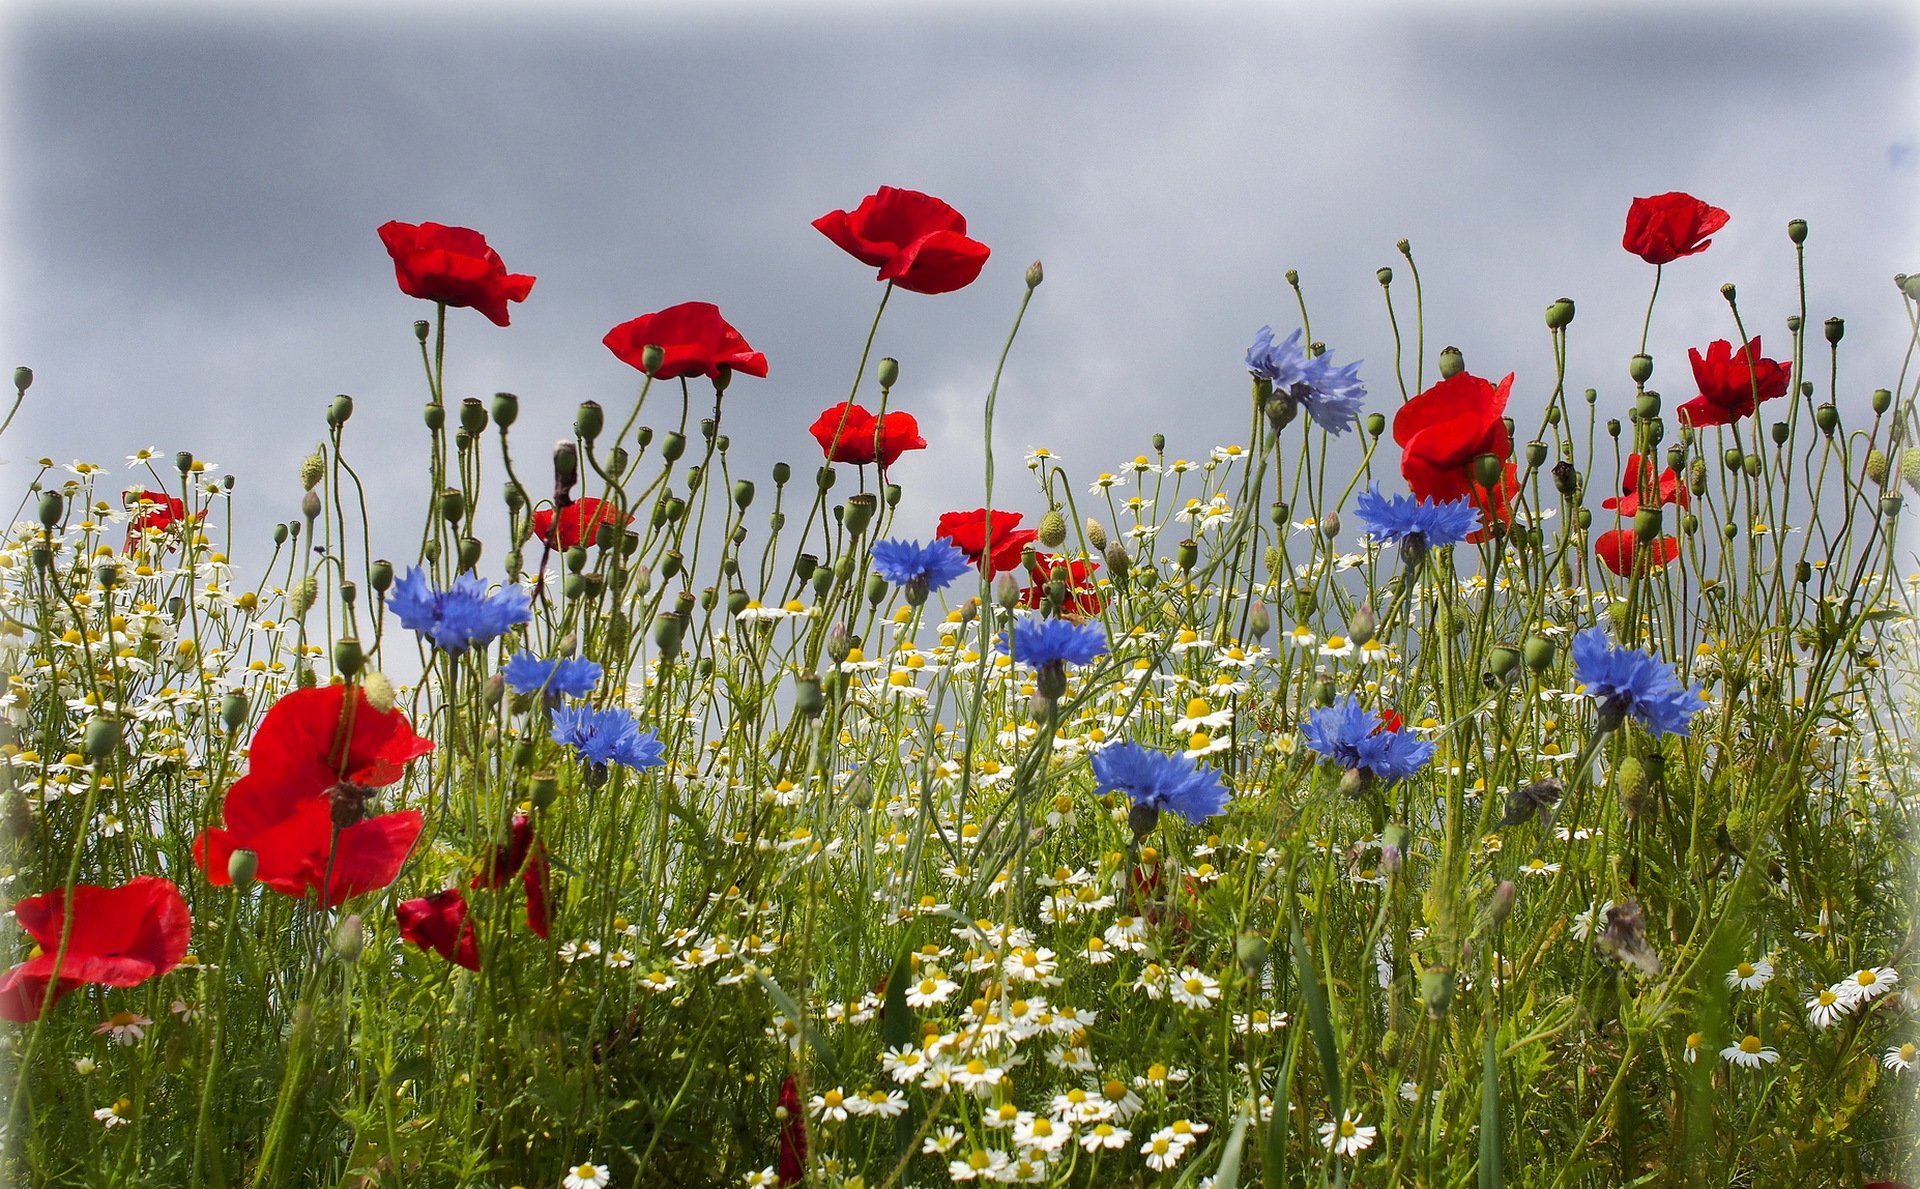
1720,1035,1780,1069
1726,956,1774,991
562,1161,610,1189
1318,1110,1377,1158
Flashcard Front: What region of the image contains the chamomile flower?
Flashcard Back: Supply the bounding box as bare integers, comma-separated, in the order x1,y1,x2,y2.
93,1098,133,1128
562,1162,610,1189
94,1011,151,1045
1168,966,1221,1009
1840,966,1900,1004
1726,956,1775,991
1318,1110,1377,1158
1884,1042,1917,1073
1721,1035,1780,1069
1806,986,1854,1029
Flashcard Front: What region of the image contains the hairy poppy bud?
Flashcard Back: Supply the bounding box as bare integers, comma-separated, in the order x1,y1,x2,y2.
1867,449,1890,487
1348,605,1376,647
1084,518,1107,552
1037,509,1067,548
1248,599,1271,639
1104,541,1131,580
1900,448,1920,494
1545,297,1575,329
1419,967,1455,1017
1438,346,1465,379
1025,260,1044,289
332,914,366,962
362,671,397,712
1491,880,1517,926
1787,218,1808,244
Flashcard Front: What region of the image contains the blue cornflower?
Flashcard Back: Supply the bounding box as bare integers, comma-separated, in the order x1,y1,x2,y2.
871,537,973,605
1354,483,1482,554
999,617,1109,668
1245,326,1368,436
502,651,603,699
1570,627,1703,737
550,704,667,770
1092,741,1231,834
387,567,531,654
1300,695,1435,785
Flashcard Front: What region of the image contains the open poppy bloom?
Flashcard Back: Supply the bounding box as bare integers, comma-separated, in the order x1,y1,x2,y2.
603,302,768,383
808,402,927,468
812,187,991,295
1622,193,1729,265
1678,337,1791,428
1596,528,1680,576
1602,453,1689,517
377,221,535,327
1022,553,1104,618
194,686,434,907
1392,370,1519,539
396,888,480,971
122,489,205,553
936,508,1038,578
777,1074,808,1186
470,814,551,939
531,497,633,551
0,876,191,1022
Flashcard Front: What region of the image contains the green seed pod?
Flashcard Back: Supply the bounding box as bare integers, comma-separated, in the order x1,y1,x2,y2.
1348,605,1376,647
1723,447,1745,472
1635,392,1661,420
1824,317,1844,345
423,402,445,432
1872,389,1893,415
457,397,487,436
370,559,394,593
794,553,818,581
491,391,519,428
1522,635,1555,672
815,464,836,492
1787,218,1808,244
726,589,750,616
1236,933,1270,971
866,572,889,606
659,550,683,581
653,612,686,660
1634,508,1662,542
1545,297,1575,330
327,393,354,427
333,636,364,679
220,691,250,733
1314,678,1335,707
843,493,877,538
1787,314,1803,334
1723,520,1739,541
1629,354,1653,384
1376,266,1393,286
1419,967,1455,1017
1742,454,1761,478
795,671,825,717
1576,507,1592,530
1769,421,1788,447
1365,412,1386,437
227,848,259,886
1606,418,1622,439
684,465,703,494
1489,644,1521,680
1681,513,1698,535
457,538,482,571
1882,494,1903,521
1176,539,1199,572
1473,454,1505,490
876,356,899,390
36,491,62,529
660,431,686,462
553,441,578,488
1438,346,1465,378
83,717,122,762
12,366,31,393
565,545,588,574
1794,561,1812,584
733,479,755,509
663,496,686,523
811,568,832,598
1525,440,1548,468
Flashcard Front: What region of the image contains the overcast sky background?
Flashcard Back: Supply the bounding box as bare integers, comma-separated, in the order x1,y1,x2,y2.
1,0,1916,574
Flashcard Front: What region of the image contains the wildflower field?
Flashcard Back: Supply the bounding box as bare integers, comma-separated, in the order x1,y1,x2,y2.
2,188,1917,1188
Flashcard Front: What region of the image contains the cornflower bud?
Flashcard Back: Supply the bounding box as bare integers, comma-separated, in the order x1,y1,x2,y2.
1248,599,1271,639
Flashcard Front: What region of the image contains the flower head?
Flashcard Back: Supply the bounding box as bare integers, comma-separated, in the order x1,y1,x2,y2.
532,497,633,551
562,1162,610,1189
470,814,550,938
502,652,603,700
809,403,926,468
1622,192,1729,265
1602,453,1689,517
1393,369,1518,537
871,538,973,601
1000,617,1108,669
603,302,768,383
377,220,535,326
936,508,1038,577
1679,337,1791,428
1595,529,1680,577
396,888,480,971
813,187,991,295
1318,1109,1377,1158
387,567,531,655
0,876,191,1022
1354,483,1481,554
1245,327,1367,435
551,705,666,771
1571,627,1702,737
1301,695,1435,785
1091,742,1231,828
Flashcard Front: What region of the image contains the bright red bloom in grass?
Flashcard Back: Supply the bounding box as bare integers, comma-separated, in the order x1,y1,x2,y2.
377,221,534,327
122,489,204,553
1374,709,1405,735
396,888,480,971
1393,369,1519,538
471,814,550,939
1595,528,1680,576
1677,337,1792,428
603,302,769,383
777,1074,807,1186
1602,453,1689,517
1622,193,1729,265
531,497,633,551
1021,553,1104,618
936,508,1038,578
812,187,991,295
808,402,927,469
0,876,191,1022
193,686,434,907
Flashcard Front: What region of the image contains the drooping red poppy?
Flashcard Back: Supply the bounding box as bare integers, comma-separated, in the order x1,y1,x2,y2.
1677,337,1792,428
1602,453,1689,517
531,497,634,551
1393,370,1520,538
936,508,1038,578
808,403,927,469
1595,528,1680,576
377,221,535,327
777,1074,808,1186
1622,193,1729,266
1021,553,1104,619
396,888,480,971
0,876,191,1022
603,302,769,383
470,814,551,939
122,489,205,553
812,187,991,295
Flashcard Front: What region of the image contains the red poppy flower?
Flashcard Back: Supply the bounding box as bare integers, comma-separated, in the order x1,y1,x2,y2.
377,221,535,327
0,876,191,1022
531,497,633,551
603,302,769,383
1021,553,1104,618
396,888,480,971
1595,528,1680,576
122,489,205,553
1677,337,1791,428
1622,193,1729,266
1393,370,1520,537
812,187,991,295
936,508,1038,578
1374,709,1405,735
808,403,927,469
777,1074,808,1186
1602,453,1689,517
470,814,551,939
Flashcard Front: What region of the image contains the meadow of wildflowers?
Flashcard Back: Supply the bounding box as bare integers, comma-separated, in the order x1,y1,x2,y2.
1,187,1917,1187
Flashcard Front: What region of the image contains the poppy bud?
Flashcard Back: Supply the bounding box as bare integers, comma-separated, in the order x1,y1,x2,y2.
1545,297,1575,329
1348,605,1376,647
1085,518,1107,552
36,491,62,529
300,490,323,526
84,717,122,761
1873,388,1893,415
1248,599,1270,639
1867,449,1890,487
1025,260,1044,289
1629,354,1653,384
1338,762,1373,797
1104,541,1131,580
12,366,30,392
811,567,833,598
359,670,395,712
333,636,364,679
1546,404,1562,426
1419,967,1455,1017
1366,412,1386,437
1037,509,1067,548
290,575,319,617
885,483,902,508
1438,346,1465,378
1900,449,1920,494
843,493,877,538
1824,317,1844,345
227,848,258,886
1491,880,1517,926
630,342,663,376
332,914,365,962
994,573,1020,610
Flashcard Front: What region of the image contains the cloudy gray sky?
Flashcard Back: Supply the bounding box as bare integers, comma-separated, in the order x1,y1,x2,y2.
2,0,1916,569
